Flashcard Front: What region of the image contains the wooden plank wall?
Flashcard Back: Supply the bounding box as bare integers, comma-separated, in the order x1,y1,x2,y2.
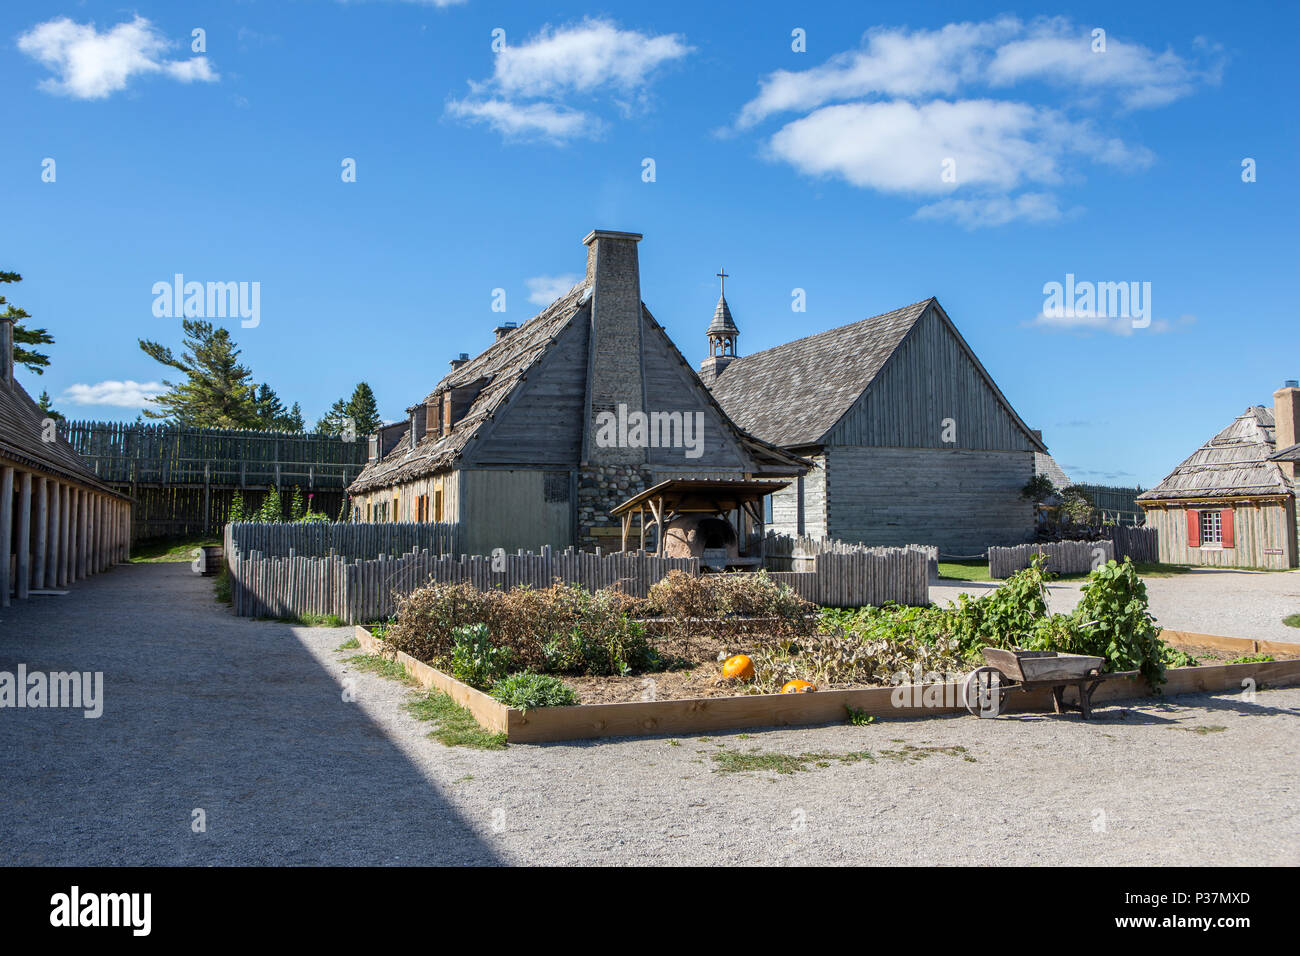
1143,500,1295,568
988,540,1114,578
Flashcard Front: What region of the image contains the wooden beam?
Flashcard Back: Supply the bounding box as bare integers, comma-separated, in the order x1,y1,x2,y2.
47,479,60,588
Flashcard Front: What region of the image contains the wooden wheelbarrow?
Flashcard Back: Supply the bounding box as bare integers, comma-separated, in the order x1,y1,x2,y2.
963,648,1106,719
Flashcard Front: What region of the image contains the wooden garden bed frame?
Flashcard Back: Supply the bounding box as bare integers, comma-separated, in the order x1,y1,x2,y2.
352,626,1300,744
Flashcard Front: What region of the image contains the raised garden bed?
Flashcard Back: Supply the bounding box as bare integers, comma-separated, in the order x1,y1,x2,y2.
353,625,1300,744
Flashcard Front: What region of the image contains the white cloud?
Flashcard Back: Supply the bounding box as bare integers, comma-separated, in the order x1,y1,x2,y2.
447,99,595,141
61,380,163,408
448,19,690,143
733,18,1215,226
490,19,690,98
17,16,218,100
525,274,582,306
915,192,1066,228
1026,312,1175,336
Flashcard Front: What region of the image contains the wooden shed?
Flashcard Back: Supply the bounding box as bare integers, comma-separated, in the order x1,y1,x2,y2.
1138,392,1299,568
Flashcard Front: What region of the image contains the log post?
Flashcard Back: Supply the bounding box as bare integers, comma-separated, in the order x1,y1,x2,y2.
16,470,31,599
0,466,12,606
33,476,47,591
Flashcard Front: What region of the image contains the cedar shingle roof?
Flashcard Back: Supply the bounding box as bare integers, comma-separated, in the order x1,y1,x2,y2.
349,280,592,494
708,295,738,336
1138,406,1292,501
708,299,933,447
0,378,123,495
1034,453,1071,489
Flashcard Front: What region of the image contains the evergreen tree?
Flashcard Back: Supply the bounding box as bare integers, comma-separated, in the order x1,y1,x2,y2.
139,320,262,427
1,271,55,374
316,382,382,437
285,402,305,432
37,390,64,422
228,491,247,524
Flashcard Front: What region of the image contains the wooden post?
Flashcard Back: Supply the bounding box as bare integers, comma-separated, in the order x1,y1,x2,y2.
61,485,72,586
0,466,12,607
47,480,61,588
16,470,31,600
33,476,47,591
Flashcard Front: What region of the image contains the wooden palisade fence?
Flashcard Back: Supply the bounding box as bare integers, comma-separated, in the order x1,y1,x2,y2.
988,526,1158,578
224,523,933,622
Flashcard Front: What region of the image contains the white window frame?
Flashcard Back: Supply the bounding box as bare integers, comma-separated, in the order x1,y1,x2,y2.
1199,509,1222,547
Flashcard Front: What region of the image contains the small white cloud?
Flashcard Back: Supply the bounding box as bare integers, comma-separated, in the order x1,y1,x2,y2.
447,99,595,142
915,192,1066,228
1026,312,1172,336
525,274,582,306
449,18,690,143
17,15,218,100
62,380,163,408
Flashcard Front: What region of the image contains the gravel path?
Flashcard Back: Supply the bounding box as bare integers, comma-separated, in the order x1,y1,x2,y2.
2,563,1297,865
933,568,1300,644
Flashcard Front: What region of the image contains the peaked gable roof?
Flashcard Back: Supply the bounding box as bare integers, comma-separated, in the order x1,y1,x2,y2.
349,281,591,493
1138,406,1292,501
710,297,1045,452
0,377,123,495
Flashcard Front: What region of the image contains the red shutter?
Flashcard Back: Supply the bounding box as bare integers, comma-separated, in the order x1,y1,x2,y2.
1220,508,1234,548
1186,509,1201,547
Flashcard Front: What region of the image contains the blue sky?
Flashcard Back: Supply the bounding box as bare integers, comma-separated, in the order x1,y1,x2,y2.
3,1,1297,487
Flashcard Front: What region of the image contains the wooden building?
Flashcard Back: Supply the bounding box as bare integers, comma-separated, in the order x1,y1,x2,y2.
348,230,806,554
1138,386,1300,568
704,297,1047,555
1,313,131,607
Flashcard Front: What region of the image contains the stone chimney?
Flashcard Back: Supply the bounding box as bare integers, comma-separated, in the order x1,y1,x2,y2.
1274,380,1300,480
583,229,645,465
449,352,469,371
493,321,517,342
0,309,13,386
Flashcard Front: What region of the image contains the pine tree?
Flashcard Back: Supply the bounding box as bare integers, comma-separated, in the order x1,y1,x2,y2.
37,390,64,422
285,402,305,432
316,382,382,437
1,271,55,374
139,320,262,427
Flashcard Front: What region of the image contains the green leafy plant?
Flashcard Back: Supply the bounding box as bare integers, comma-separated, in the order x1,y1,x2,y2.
449,623,514,689
490,672,578,710
1226,653,1274,664
845,706,876,726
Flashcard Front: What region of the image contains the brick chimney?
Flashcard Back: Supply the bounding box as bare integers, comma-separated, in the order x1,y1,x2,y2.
1274,380,1300,480
0,309,13,386
583,229,646,465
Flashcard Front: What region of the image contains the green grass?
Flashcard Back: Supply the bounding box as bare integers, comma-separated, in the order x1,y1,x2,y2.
345,653,416,683
937,560,990,581
1284,614,1300,629
214,566,232,605
336,636,361,651
130,535,220,563
406,692,507,749
711,749,877,775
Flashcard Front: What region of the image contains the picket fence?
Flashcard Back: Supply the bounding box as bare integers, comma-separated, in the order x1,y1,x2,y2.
224,523,933,622
988,526,1158,579
224,521,462,560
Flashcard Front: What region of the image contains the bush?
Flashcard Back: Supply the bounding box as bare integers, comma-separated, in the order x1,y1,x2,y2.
384,580,652,677
490,672,578,709
647,569,816,638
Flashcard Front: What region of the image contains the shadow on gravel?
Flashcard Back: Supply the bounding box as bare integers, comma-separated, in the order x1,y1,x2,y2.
0,563,500,866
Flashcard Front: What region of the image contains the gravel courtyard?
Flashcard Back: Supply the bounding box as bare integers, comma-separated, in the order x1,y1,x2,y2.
933,567,1300,645
1,563,1297,866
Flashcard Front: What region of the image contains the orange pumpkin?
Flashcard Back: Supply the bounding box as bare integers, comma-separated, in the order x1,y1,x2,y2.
722,654,755,681
781,680,817,694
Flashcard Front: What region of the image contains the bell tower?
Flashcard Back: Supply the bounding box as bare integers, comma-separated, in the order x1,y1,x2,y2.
698,268,739,386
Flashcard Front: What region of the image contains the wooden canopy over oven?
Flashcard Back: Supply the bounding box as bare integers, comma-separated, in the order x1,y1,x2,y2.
608,478,790,559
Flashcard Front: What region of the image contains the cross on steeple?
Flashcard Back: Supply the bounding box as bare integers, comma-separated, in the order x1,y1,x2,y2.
716,268,729,297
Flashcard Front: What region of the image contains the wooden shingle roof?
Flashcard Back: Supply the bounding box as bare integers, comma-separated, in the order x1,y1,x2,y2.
709,299,932,447
0,377,124,495
349,280,592,494
1138,406,1292,501
1034,453,1071,489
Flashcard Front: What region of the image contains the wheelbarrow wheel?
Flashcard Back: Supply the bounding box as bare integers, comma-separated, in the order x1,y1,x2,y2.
963,667,1009,717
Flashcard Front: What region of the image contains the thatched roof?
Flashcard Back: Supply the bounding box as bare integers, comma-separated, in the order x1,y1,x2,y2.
1138,406,1293,501
0,376,124,496
1034,453,1071,489
349,281,591,493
